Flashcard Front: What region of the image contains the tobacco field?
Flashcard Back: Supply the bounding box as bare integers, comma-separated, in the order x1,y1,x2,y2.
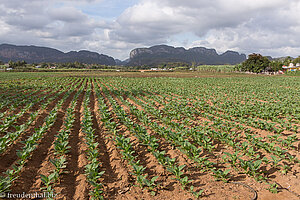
0,72,299,200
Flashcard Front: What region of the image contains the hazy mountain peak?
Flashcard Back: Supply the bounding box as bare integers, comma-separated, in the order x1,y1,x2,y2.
128,45,246,66
0,44,115,65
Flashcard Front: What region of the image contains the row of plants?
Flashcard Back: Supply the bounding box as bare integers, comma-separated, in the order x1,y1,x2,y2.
0,78,82,154
0,76,72,113
40,80,83,199
101,79,298,194
96,81,204,198
0,76,76,126
0,88,49,134
106,76,298,130
126,85,298,172
81,79,105,199
93,80,160,196
131,87,298,160
0,83,41,111
0,81,75,194
137,84,297,136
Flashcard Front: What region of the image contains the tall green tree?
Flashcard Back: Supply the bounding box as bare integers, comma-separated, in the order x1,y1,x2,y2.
283,56,293,66
270,60,283,72
293,56,300,65
241,53,270,73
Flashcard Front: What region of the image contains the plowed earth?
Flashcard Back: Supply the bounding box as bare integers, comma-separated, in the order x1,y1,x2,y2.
0,72,299,200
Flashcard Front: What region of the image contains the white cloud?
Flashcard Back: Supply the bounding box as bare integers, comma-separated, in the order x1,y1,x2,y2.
109,0,300,58
48,7,87,23
0,0,300,59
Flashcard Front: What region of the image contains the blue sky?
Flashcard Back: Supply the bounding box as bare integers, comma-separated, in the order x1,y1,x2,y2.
1,0,300,60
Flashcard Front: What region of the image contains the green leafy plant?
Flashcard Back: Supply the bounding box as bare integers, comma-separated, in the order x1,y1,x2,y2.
267,183,279,194
211,169,231,182
190,186,204,199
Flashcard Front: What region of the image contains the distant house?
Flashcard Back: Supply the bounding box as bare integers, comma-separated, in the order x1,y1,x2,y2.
282,63,300,72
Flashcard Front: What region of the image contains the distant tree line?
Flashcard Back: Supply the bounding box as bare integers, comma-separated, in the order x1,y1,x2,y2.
131,62,190,69
157,62,190,68
38,61,85,68
235,53,299,73
8,60,27,68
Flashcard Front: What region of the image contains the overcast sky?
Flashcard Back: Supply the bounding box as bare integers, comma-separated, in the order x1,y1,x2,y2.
1,0,300,60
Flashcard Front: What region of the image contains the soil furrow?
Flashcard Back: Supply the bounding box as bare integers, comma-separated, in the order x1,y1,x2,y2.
0,88,67,174
11,87,76,194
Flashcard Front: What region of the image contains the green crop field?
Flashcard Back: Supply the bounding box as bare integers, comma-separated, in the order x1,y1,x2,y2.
0,71,299,200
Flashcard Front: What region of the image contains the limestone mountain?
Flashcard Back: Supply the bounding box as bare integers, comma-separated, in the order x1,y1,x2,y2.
128,45,246,66
0,44,116,65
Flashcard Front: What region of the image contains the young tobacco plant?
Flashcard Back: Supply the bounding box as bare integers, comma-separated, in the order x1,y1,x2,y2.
190,186,204,199
210,169,231,183
267,183,279,194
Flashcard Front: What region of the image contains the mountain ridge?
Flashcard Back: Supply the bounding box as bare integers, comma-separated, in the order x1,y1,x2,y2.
0,43,247,66
0,44,116,65
128,44,246,66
